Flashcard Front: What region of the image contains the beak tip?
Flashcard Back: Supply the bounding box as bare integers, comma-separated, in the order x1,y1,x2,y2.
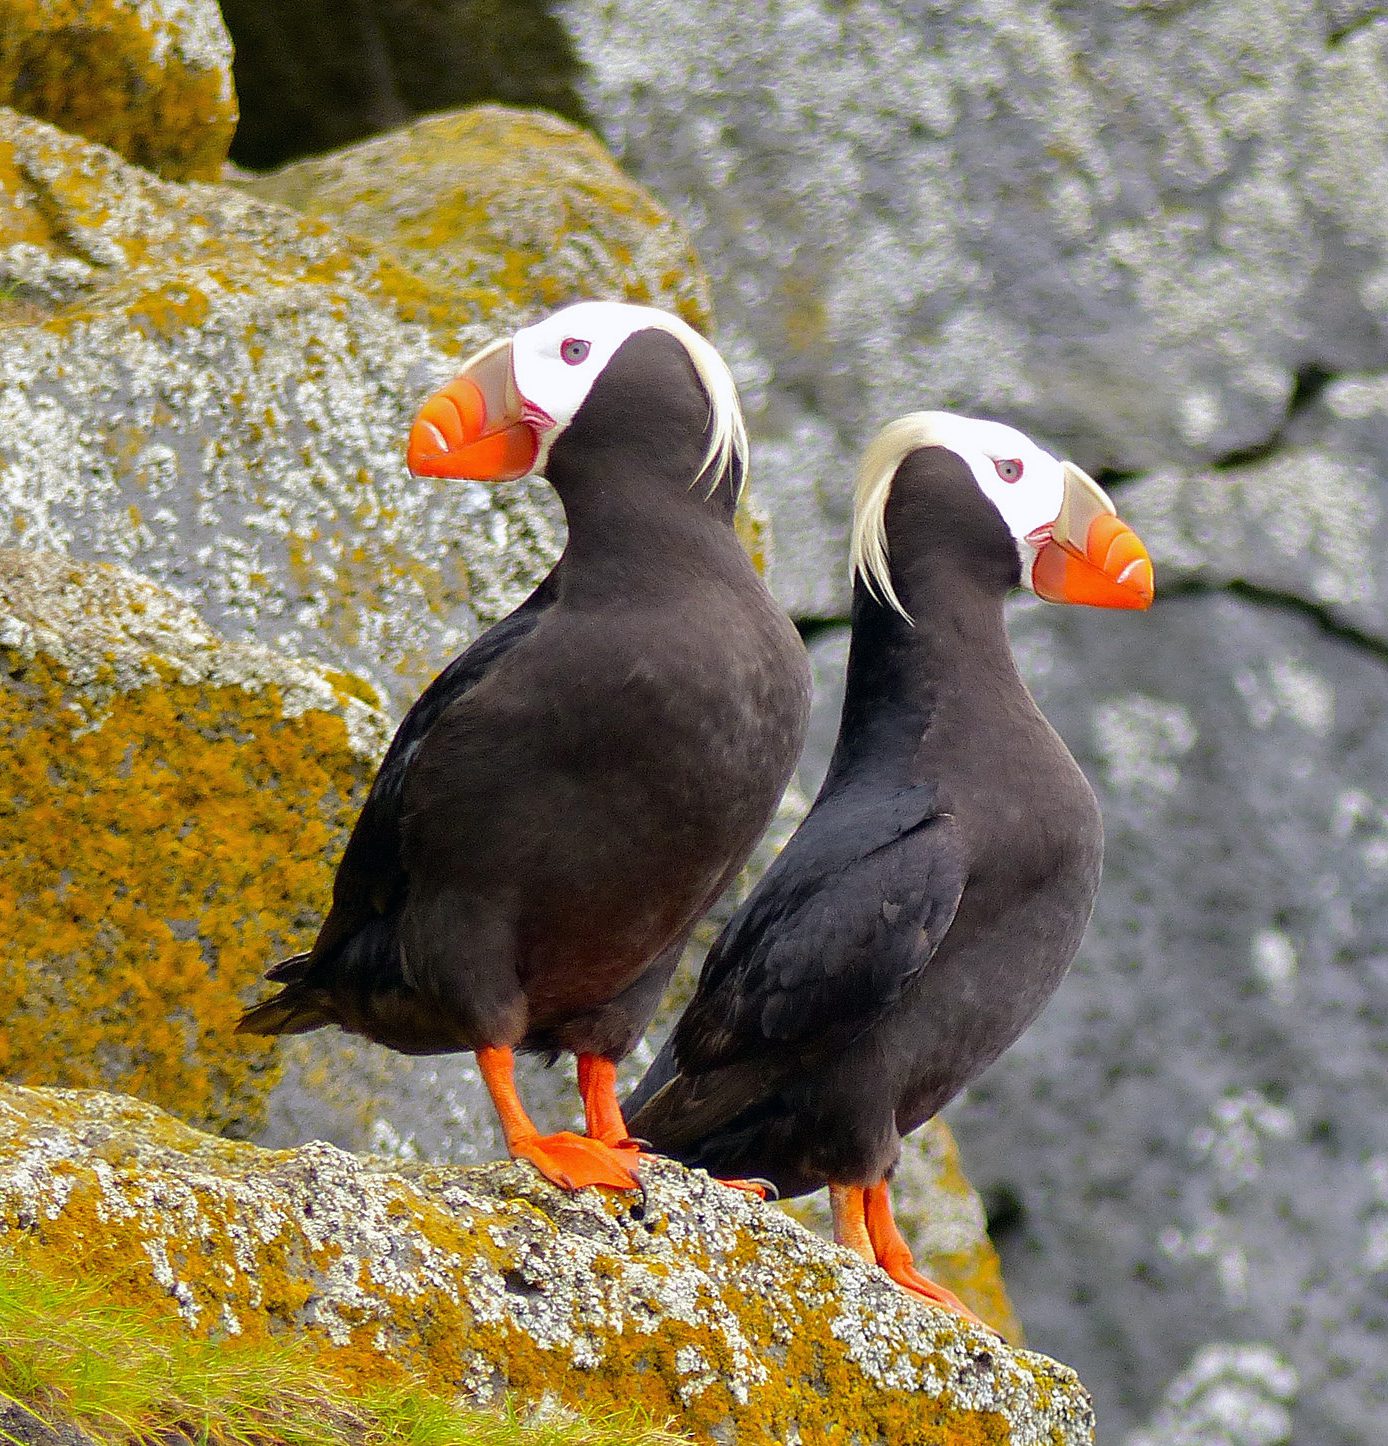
1123,556,1155,610
405,429,448,478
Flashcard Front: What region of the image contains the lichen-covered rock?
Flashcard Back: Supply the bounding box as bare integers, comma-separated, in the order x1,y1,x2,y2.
220,0,586,171
243,107,710,334
1117,376,1388,638
0,1080,1095,1445
0,548,389,1135
0,0,235,180
564,1,1388,616
0,105,700,713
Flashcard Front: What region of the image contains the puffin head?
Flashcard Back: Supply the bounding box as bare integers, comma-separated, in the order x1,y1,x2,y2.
850,411,1154,621
406,301,747,500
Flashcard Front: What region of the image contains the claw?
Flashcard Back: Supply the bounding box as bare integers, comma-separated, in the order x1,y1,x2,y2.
880,1256,987,1327
715,1176,778,1201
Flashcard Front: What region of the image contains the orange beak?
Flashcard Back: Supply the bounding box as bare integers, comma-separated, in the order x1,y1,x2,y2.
1031,462,1154,610
406,337,542,482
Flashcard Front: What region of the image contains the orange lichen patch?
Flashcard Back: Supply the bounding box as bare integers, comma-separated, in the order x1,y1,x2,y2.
242,106,713,338
735,491,772,578
0,549,385,1136
0,1082,1095,1446
0,1,236,181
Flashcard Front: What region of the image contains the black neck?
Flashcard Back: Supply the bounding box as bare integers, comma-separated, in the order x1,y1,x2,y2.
547,452,747,605
822,566,1022,793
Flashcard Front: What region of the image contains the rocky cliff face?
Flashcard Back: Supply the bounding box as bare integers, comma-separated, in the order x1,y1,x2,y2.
0,14,1026,1420
0,1081,1094,1446
563,0,1388,626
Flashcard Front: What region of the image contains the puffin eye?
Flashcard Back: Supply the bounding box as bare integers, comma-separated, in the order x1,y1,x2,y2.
560,337,591,366
994,458,1024,483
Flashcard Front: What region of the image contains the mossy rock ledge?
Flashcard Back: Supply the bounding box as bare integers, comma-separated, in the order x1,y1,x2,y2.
242,106,709,335
0,1080,1095,1446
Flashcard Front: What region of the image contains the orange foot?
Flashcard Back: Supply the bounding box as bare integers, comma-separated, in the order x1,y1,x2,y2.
509,1130,642,1192
878,1254,985,1324
863,1178,989,1328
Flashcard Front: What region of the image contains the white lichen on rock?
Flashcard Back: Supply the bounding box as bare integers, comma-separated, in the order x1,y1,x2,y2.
563,0,1388,614
1124,1342,1298,1446
0,547,388,759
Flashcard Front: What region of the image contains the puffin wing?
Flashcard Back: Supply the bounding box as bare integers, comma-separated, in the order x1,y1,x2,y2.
627,783,965,1137
237,574,556,1033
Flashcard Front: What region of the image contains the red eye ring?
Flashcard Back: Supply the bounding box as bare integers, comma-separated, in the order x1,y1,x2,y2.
994,457,1023,483
561,337,591,366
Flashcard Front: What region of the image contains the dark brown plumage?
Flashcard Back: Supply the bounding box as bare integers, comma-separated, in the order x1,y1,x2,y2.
240,305,811,1192
628,413,1151,1310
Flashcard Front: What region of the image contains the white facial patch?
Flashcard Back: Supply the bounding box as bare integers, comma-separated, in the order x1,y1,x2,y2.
917,414,1067,586
508,301,748,490
851,411,1072,619
511,301,657,448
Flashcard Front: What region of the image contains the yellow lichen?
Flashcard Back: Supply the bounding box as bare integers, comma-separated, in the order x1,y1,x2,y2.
241,107,713,340
0,1,236,181
0,643,375,1137
0,1084,1094,1446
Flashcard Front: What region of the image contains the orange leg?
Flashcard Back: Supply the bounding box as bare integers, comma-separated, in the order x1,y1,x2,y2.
830,1183,874,1261
476,1045,640,1192
576,1054,641,1150
573,1055,771,1193
863,1179,984,1324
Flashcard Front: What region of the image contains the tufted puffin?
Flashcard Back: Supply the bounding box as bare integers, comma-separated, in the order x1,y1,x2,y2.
626,412,1152,1309
239,301,811,1193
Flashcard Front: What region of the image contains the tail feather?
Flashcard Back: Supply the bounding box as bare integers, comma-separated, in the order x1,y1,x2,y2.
628,1054,782,1157
236,951,334,1036
264,950,312,983
236,981,334,1037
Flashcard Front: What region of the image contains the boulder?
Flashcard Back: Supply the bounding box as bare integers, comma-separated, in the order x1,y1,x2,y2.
0,547,387,1136
0,104,703,715
0,1079,1096,1445
1118,376,1388,638
219,0,585,170
242,107,709,335
565,2,1388,616
0,0,235,180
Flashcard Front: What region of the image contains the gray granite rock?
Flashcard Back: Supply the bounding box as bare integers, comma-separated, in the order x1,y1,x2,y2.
799,592,1388,1446
565,1,1388,616
1117,375,1388,638
0,105,702,716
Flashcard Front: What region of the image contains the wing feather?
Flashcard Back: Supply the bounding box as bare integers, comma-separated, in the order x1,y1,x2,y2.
627,781,966,1145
